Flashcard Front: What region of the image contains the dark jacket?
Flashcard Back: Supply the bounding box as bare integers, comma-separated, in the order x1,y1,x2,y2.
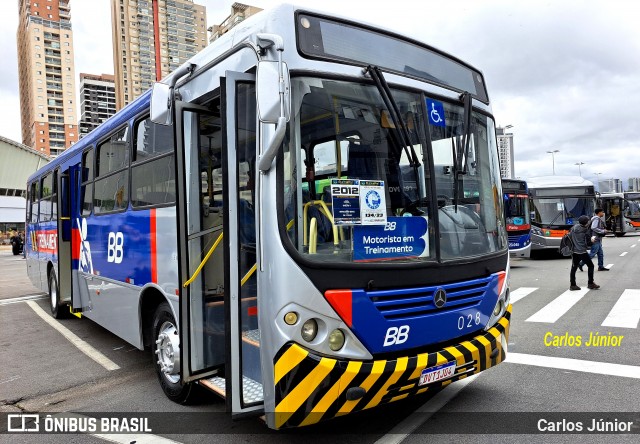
570,223,590,254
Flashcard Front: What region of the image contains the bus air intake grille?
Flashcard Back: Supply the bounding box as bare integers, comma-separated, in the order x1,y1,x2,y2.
366,276,493,320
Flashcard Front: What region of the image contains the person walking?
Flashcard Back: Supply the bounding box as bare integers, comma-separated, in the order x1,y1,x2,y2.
579,208,608,272
570,215,600,291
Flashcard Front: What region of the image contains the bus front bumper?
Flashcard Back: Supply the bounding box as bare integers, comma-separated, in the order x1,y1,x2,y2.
273,305,511,429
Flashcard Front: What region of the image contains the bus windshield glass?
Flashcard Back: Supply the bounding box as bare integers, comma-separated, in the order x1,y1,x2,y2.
625,193,640,219
280,76,505,263
504,193,530,230
531,196,595,227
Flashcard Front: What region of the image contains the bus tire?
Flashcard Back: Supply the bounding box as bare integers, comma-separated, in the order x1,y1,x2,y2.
152,302,196,404
49,270,67,319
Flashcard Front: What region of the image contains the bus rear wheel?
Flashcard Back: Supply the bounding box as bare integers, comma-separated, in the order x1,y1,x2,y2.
49,270,67,319
152,302,196,404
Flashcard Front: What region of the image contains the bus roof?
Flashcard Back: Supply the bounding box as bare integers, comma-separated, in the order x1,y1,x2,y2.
526,176,594,189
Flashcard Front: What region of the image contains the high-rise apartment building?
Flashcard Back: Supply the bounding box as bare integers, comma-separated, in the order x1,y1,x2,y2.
17,0,79,157
628,177,640,192
208,3,263,43
111,0,207,110
79,73,117,138
496,126,515,179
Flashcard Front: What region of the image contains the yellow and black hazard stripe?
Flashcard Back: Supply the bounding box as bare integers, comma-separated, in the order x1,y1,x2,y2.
273,305,511,429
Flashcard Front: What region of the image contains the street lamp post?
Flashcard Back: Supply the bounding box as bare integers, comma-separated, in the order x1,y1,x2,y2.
546,150,559,175
574,162,585,176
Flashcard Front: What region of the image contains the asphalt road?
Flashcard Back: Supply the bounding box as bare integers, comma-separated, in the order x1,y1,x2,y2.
1,234,639,443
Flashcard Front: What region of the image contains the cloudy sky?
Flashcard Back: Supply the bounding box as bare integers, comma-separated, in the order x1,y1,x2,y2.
2,0,638,187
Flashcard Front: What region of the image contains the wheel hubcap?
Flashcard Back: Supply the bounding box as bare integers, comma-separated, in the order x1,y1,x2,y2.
50,279,57,310
155,321,180,383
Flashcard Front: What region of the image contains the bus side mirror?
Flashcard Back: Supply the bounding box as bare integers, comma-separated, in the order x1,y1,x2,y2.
150,83,173,125
257,60,290,124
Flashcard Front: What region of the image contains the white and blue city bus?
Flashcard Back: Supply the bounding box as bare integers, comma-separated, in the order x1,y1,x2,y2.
598,192,634,236
527,176,596,254
25,4,511,429
502,179,531,258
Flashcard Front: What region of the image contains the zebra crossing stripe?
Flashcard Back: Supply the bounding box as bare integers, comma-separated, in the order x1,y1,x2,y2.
506,353,640,379
601,289,640,329
509,287,538,304
525,289,589,323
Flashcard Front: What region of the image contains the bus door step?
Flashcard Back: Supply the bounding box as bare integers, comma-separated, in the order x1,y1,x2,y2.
242,329,260,347
199,375,264,403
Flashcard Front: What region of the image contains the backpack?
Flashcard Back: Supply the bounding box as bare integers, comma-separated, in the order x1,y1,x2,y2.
559,231,573,256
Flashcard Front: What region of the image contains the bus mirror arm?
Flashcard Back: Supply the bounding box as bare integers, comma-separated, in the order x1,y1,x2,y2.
259,116,287,172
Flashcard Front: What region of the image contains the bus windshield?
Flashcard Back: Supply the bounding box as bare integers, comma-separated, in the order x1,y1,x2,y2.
531,197,595,227
625,193,640,219
504,193,530,230
280,76,505,263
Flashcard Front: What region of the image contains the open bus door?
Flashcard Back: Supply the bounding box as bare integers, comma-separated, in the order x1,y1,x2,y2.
69,163,91,313
176,71,264,418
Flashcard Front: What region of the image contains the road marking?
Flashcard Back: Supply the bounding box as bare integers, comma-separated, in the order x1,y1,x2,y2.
374,375,477,444
0,375,21,384
26,300,120,371
0,294,47,306
509,287,538,304
95,433,182,444
525,288,589,323
506,353,640,379
631,244,636,248
620,252,628,256
605,263,614,269
602,289,640,329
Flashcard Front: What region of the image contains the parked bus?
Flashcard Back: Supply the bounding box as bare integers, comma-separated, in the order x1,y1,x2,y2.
624,191,640,230
25,4,510,429
598,192,633,236
502,179,531,258
527,176,596,253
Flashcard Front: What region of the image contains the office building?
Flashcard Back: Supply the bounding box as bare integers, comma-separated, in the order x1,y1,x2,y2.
599,178,623,193
79,73,117,138
496,126,515,179
208,3,263,43
16,0,79,157
628,177,640,192
111,0,208,110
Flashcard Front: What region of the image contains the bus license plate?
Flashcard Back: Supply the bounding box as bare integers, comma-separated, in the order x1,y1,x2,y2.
418,362,456,386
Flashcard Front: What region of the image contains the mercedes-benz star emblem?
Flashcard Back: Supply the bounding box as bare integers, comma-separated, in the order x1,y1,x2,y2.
434,288,447,308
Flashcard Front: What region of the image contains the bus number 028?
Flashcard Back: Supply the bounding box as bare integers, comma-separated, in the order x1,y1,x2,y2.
457,312,481,330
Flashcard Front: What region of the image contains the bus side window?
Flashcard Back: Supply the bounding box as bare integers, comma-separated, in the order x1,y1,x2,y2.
81,149,94,216
132,117,176,208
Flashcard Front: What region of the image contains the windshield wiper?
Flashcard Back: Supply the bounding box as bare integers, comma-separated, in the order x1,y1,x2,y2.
548,210,565,227
453,91,473,212
364,65,425,213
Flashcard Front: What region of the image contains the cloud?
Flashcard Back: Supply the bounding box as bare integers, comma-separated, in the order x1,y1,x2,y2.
1,0,638,187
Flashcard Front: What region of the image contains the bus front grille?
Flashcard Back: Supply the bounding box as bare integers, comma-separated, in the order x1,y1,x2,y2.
367,276,493,320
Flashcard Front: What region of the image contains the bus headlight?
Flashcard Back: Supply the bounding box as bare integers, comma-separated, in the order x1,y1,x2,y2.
485,270,509,331
328,329,345,351
301,319,318,342
493,299,503,317
284,312,298,325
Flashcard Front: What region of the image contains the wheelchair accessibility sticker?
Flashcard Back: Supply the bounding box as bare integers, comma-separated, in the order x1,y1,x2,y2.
426,98,446,127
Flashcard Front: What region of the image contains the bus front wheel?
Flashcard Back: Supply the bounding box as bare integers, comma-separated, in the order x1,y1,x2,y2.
152,302,196,404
